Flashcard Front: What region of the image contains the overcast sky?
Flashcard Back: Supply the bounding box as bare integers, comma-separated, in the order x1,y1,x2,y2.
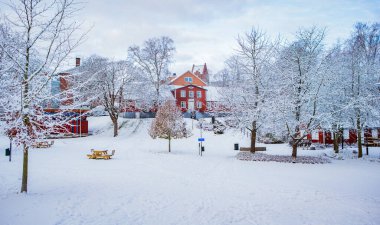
22,0,380,74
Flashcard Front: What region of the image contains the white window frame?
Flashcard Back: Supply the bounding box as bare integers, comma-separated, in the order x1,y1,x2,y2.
181,101,186,108
197,91,202,98
197,101,202,108
184,77,193,83
180,90,186,97
189,91,194,98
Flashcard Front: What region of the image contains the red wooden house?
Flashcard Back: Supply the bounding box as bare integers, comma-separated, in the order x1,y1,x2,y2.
301,127,380,146
123,63,224,117
171,85,207,112
44,108,89,135
46,58,90,135
169,70,208,113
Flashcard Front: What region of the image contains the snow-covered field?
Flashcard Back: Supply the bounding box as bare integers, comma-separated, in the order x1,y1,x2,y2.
1,117,380,225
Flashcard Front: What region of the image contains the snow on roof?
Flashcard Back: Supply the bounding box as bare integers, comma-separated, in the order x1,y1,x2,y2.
169,85,183,90
124,82,173,100
160,85,175,99
205,86,222,102
192,65,204,74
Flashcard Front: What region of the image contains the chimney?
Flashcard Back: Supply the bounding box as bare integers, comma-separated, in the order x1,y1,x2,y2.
75,58,81,67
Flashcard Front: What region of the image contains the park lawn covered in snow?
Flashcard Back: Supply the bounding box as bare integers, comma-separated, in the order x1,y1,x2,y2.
0,117,380,225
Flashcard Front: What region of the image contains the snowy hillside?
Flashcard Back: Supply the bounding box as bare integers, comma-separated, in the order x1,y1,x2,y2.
0,117,380,225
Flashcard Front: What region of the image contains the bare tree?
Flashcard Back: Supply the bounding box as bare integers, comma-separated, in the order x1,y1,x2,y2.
0,0,85,193
128,36,175,106
222,27,275,153
225,55,243,83
320,44,347,153
82,56,135,137
343,23,380,157
275,26,326,159
149,100,189,152
213,69,230,87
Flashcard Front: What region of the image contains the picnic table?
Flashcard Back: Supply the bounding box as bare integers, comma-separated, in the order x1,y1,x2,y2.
87,149,115,160
363,137,380,156
365,137,380,147
32,140,54,148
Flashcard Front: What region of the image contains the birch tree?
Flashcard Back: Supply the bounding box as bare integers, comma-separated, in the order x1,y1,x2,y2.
0,0,85,193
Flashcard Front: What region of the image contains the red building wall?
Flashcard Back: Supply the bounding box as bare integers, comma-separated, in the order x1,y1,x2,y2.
59,72,73,106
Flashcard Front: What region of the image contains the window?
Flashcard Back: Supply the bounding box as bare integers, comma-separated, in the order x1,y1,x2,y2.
184,77,193,83
197,91,202,98
181,101,186,108
189,91,194,98
197,101,202,108
180,90,186,97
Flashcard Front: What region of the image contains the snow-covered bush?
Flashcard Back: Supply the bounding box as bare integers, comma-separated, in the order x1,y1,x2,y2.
196,122,213,131
149,100,190,152
213,120,226,134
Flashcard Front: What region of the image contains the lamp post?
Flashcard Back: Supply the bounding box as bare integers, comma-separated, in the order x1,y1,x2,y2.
198,118,204,156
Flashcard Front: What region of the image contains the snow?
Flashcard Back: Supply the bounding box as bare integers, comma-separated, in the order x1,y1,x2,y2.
205,86,222,102
0,117,380,225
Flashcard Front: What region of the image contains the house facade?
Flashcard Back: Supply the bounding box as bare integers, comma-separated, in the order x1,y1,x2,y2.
123,63,224,118
45,58,90,135
171,85,207,112
168,64,223,116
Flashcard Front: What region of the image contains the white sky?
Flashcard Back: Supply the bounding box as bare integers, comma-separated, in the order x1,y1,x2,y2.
3,0,380,74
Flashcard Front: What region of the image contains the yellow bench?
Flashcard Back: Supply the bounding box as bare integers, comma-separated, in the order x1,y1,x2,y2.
87,149,115,160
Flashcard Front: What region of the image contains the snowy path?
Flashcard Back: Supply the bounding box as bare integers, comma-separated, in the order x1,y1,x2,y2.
0,118,380,225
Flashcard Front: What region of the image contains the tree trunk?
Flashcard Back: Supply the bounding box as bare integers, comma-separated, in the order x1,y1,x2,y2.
21,144,28,193
357,119,362,158
112,117,118,137
292,142,298,160
333,131,339,154
168,135,171,153
250,121,257,153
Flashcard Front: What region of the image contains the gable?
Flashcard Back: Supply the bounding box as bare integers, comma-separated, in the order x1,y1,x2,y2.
169,71,207,87
192,63,208,83
176,85,206,91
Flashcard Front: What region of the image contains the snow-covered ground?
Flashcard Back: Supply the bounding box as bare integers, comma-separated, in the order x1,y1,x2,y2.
0,117,380,225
